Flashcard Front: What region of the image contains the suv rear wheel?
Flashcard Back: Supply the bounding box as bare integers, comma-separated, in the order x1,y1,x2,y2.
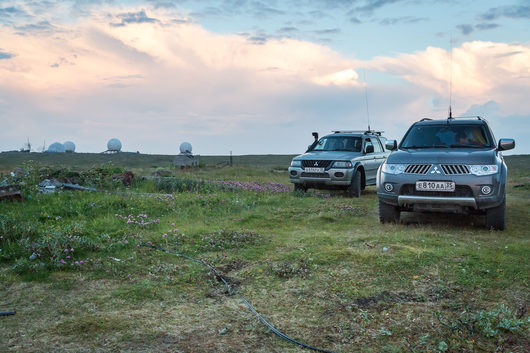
485,197,506,230
378,200,400,223
294,184,307,193
347,170,361,198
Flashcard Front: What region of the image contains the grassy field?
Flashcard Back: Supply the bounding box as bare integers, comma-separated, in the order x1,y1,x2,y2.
1,154,529,352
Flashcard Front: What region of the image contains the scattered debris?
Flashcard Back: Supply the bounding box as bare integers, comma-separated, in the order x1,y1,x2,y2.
63,183,97,192
0,177,23,202
113,171,135,186
0,191,23,202
38,179,63,193
37,179,97,193
10,167,24,179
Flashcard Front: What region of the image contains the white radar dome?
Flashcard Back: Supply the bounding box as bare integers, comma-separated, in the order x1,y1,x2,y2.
64,141,76,153
179,142,192,154
47,142,65,153
107,138,122,152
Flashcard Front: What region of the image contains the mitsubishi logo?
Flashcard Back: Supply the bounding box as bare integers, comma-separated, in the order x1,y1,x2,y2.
430,166,441,174
314,162,318,166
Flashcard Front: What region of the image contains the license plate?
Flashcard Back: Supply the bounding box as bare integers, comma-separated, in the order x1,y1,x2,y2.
416,181,455,192
305,167,324,173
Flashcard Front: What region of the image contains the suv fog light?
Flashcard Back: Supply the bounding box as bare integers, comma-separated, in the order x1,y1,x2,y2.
290,170,297,176
481,185,492,195
384,183,394,192
334,172,344,178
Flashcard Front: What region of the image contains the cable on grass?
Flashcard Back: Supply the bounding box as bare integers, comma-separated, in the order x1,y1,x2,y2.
140,243,339,353
0,312,16,316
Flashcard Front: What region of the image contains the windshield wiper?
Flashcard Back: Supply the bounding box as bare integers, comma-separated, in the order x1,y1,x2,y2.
449,144,482,148
402,145,442,149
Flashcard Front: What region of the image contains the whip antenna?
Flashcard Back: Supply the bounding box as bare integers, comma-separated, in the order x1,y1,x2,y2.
363,69,371,130
448,34,453,119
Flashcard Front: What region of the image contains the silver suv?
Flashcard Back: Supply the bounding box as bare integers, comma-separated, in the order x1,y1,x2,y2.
289,130,390,197
377,117,515,230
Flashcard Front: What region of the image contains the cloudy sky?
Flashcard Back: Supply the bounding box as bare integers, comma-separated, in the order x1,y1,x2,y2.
1,0,529,155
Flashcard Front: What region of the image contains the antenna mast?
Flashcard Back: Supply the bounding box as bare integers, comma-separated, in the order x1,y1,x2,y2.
448,34,453,119
363,69,371,130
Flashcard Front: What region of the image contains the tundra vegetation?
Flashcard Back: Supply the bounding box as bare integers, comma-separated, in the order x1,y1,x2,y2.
0,153,529,352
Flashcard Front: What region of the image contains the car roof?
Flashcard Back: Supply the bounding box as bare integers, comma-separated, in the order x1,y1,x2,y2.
414,117,488,126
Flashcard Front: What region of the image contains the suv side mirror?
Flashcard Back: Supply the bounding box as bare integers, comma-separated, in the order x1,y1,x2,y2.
365,144,374,154
385,140,397,151
498,138,515,151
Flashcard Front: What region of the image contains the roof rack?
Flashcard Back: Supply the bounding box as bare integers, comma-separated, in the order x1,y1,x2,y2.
332,130,384,136
447,115,483,120
418,116,485,122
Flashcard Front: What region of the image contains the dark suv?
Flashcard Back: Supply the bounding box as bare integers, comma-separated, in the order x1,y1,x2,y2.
289,130,390,197
376,117,515,229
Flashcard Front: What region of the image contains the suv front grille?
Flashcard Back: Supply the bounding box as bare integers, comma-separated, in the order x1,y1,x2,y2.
404,164,431,174
400,184,473,197
302,160,332,168
441,164,470,175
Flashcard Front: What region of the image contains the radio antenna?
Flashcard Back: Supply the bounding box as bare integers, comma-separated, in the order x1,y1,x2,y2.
448,34,453,119
363,69,371,130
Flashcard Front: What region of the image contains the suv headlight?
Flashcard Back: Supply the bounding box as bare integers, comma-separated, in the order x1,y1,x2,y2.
382,163,407,174
468,165,498,176
333,161,352,168
290,160,301,167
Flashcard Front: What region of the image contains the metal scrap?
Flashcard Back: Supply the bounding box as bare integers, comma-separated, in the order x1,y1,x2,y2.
38,179,97,193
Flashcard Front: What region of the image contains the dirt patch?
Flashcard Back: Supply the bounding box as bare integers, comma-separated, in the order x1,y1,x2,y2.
268,259,313,279
216,259,246,274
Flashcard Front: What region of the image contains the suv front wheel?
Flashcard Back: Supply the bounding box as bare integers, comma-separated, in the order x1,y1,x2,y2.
347,170,362,198
485,197,506,230
378,200,400,223
294,184,307,193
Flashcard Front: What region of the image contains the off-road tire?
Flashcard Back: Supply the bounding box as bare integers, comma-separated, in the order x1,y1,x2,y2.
485,197,506,230
293,184,307,193
347,170,362,198
378,199,400,223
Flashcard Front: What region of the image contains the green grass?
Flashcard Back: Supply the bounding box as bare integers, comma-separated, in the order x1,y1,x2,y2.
1,157,529,352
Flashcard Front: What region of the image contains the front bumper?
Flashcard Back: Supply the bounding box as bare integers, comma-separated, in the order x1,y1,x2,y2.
377,169,504,212
289,167,354,187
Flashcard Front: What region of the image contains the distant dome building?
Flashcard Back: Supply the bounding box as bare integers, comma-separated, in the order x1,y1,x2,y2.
46,142,65,153
106,138,122,153
174,142,198,168
179,142,192,154
64,141,76,153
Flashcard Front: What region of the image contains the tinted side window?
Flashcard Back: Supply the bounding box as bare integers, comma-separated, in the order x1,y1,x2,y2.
364,138,373,153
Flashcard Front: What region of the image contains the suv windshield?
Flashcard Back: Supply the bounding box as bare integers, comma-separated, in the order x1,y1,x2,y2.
311,136,362,152
401,124,493,149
